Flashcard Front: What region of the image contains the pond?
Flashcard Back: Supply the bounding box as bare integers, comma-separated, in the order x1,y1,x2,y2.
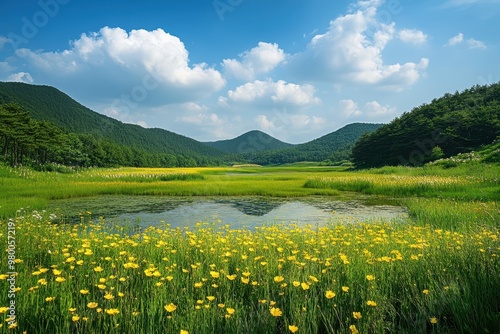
49,195,408,229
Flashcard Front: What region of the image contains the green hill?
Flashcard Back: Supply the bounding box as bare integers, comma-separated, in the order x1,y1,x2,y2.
238,123,383,165
0,82,226,166
204,130,294,154
352,82,500,168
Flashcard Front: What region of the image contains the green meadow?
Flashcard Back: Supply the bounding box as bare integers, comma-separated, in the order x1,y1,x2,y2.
0,163,499,333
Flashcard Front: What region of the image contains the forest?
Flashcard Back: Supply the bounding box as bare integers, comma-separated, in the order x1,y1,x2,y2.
352,83,500,168
0,103,220,169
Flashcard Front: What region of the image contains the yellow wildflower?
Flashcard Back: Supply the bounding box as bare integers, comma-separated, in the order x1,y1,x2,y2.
270,307,282,317
274,276,284,283
105,308,120,315
164,303,177,312
325,290,336,299
87,302,98,309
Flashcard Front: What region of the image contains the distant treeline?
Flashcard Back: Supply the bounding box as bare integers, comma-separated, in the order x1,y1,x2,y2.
0,103,219,168
352,83,500,168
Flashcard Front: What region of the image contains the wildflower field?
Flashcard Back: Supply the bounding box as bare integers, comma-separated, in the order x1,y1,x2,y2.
0,164,499,333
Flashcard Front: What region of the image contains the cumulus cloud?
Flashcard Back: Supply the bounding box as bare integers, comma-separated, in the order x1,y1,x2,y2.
12,27,226,105
6,72,34,83
446,33,464,46
222,42,286,80
398,29,427,45
339,99,396,119
288,1,428,91
339,99,362,118
223,79,321,108
254,112,326,142
445,32,487,49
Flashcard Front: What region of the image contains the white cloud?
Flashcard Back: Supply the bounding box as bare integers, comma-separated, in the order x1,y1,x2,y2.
339,99,396,119
254,113,326,134
288,1,428,91
177,113,223,125
446,33,464,46
467,38,487,49
255,114,273,130
179,102,208,112
225,79,321,108
398,29,427,45
222,42,286,80
364,101,396,117
445,33,487,49
339,99,362,118
6,72,34,83
13,27,226,105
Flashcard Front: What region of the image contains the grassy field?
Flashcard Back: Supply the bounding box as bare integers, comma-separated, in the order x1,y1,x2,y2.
0,163,499,333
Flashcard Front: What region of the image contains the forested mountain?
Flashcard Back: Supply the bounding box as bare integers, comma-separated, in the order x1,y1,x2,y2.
352,82,500,168
204,130,294,154
236,123,383,165
0,81,385,168
0,82,226,167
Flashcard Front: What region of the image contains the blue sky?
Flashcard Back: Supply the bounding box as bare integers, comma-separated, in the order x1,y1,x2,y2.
1,0,499,143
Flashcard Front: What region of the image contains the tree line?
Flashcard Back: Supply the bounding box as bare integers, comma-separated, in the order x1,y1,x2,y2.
352,83,500,168
0,103,220,169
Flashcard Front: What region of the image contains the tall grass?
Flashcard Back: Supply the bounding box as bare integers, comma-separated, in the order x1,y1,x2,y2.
1,211,498,333
1,163,499,332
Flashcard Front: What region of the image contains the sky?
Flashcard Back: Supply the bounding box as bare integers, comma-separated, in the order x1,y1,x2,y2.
0,0,499,144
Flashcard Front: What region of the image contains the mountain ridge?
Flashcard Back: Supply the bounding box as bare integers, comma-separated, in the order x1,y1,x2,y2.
0,82,226,160
0,81,384,166
204,130,295,154
237,123,384,164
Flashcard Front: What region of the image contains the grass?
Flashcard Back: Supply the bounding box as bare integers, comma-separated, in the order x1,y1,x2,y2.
0,162,499,333
1,212,498,333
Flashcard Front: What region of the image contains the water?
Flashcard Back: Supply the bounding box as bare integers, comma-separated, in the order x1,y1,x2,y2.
49,195,408,229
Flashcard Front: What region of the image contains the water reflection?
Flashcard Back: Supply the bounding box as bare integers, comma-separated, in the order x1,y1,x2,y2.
50,195,408,229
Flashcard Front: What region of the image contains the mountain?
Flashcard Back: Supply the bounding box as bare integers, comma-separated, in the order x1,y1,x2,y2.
0,82,226,163
0,81,383,168
237,123,383,165
204,130,294,154
352,82,500,168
